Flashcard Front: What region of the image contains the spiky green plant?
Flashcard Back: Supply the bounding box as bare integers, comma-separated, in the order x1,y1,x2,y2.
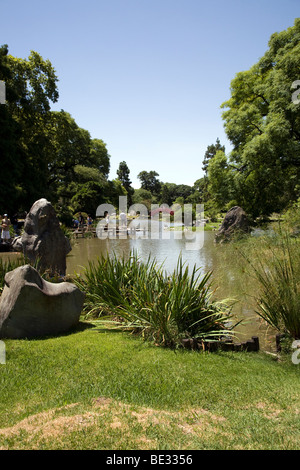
0,257,25,294
74,251,234,348
242,231,300,339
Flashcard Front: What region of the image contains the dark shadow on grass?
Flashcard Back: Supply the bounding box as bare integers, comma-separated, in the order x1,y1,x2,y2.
6,321,96,342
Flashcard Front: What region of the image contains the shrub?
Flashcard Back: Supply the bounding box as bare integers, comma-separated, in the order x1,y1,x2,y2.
242,231,300,340
74,252,234,348
0,257,25,294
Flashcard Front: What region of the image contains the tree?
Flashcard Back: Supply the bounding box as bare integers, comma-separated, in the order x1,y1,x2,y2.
207,150,233,210
0,45,59,212
132,188,153,211
116,161,134,206
90,138,110,178
160,183,178,206
202,138,225,175
221,19,300,218
137,170,161,197
43,111,111,208
187,178,207,204
71,181,108,215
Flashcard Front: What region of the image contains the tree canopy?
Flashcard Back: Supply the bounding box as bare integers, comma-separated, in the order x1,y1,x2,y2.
0,45,115,220
221,18,300,218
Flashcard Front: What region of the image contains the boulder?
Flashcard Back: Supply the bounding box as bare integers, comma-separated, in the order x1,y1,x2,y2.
0,265,85,339
215,206,250,243
11,198,71,276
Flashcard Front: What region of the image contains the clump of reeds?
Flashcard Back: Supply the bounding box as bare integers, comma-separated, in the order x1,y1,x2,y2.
0,257,25,294
74,251,234,348
242,230,300,340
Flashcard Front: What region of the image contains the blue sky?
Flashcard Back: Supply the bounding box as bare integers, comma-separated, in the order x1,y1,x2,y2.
1,0,299,187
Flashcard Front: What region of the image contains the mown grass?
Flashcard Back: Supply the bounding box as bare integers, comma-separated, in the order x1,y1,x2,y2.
0,324,299,450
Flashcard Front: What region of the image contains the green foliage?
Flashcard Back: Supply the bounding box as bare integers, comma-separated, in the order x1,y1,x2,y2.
0,45,59,212
71,181,109,215
0,257,25,294
132,188,154,210
73,252,234,348
0,45,117,218
207,150,233,210
202,137,225,175
281,197,300,236
221,19,300,218
137,170,161,197
116,161,134,205
241,231,300,340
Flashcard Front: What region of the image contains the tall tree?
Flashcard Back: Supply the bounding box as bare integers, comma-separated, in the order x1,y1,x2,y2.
202,138,225,175
221,19,300,218
137,170,161,197
0,45,59,212
116,161,134,206
207,150,233,210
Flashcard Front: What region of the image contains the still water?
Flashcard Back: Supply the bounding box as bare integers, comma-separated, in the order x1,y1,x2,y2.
66,228,276,351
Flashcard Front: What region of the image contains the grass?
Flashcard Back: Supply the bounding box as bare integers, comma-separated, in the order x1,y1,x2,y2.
0,212,299,449
0,323,299,450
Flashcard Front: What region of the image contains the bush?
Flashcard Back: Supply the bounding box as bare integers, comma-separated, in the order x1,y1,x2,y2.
242,230,300,340
0,258,25,294
73,252,234,348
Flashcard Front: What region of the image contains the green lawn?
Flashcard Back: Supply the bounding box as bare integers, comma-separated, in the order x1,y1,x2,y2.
0,322,299,450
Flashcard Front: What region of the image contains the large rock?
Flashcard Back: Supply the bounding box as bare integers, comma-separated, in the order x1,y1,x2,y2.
0,265,85,339
215,206,250,243
12,198,71,276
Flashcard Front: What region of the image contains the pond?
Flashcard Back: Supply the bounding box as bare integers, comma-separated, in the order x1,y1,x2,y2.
66,227,276,352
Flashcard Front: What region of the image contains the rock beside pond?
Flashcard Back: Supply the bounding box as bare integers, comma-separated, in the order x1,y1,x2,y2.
0,265,85,339
215,206,250,243
11,198,71,276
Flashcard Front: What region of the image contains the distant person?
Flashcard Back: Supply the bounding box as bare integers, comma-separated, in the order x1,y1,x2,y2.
73,219,79,229
1,214,11,244
87,215,93,231
104,211,109,231
78,212,84,228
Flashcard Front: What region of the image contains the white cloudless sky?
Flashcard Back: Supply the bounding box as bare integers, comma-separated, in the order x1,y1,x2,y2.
2,0,299,187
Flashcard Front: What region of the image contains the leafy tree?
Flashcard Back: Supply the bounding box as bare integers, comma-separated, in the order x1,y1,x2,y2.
137,170,161,196
0,45,114,220
90,138,110,178
189,178,207,203
202,138,225,175
0,45,59,212
132,188,153,210
71,181,109,215
207,150,233,210
160,183,179,206
116,161,134,205
221,19,300,218
43,111,111,208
